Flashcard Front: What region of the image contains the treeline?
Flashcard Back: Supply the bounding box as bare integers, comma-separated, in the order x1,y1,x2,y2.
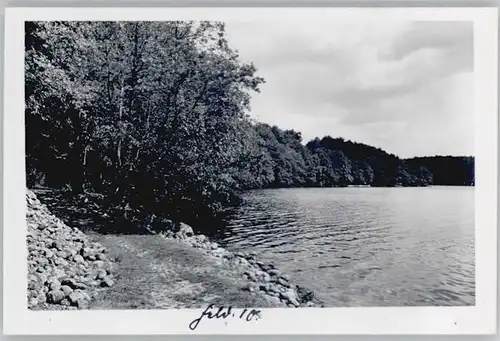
237,123,474,189
26,21,266,224
25,21,474,228
406,156,475,186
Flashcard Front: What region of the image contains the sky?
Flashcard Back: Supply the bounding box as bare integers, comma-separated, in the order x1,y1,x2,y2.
225,20,474,158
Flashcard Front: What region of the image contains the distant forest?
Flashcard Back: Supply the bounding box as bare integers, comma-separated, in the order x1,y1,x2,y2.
25,21,474,225
242,124,474,189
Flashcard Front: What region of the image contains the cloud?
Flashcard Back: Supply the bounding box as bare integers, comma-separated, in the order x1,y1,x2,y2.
385,21,473,63
225,20,473,157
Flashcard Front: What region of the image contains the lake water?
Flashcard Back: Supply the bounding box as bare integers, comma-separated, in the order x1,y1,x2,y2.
220,187,475,307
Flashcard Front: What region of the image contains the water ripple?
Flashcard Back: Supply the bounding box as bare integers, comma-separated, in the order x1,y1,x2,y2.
221,187,475,307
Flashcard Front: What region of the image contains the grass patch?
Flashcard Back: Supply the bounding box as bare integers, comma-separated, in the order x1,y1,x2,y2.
89,234,273,309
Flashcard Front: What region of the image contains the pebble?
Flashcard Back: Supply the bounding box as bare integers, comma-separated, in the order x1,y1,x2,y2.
267,284,281,293
26,190,114,310
61,285,73,296
28,281,38,291
244,270,257,282
51,241,62,251
280,274,290,281
178,222,194,237
76,298,89,309
238,258,250,267
56,250,69,259
268,269,280,277
53,268,66,279
95,253,107,261
61,298,71,306
143,201,321,309
54,258,68,266
260,272,271,283
60,278,77,288
37,293,47,303
96,270,107,280
297,286,315,302
93,260,105,268
68,291,84,304
37,258,49,266
44,249,54,258
276,277,289,287
244,282,259,293
47,290,65,303
266,295,282,306
101,278,114,287
280,289,300,307
49,280,61,291
259,283,271,292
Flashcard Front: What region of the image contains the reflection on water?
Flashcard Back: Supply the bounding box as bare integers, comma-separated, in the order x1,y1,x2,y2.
220,187,475,306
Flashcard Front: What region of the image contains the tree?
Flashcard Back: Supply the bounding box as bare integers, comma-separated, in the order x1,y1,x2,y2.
25,21,264,228
26,20,474,235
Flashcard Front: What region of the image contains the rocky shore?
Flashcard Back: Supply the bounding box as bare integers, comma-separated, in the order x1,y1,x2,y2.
27,189,320,309
27,190,115,310
146,222,321,308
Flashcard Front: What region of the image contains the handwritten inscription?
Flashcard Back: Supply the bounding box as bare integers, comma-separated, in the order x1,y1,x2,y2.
189,304,262,330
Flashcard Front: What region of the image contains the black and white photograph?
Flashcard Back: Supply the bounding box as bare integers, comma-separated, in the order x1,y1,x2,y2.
3,7,498,335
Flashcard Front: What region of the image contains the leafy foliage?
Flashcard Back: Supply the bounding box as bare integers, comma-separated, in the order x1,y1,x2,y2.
26,21,474,232
407,156,474,186
235,124,473,189
26,21,263,225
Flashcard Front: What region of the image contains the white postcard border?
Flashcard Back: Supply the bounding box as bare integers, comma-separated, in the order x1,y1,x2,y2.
3,7,498,335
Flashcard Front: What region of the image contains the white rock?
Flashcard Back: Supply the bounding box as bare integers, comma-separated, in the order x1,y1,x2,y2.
280,289,300,307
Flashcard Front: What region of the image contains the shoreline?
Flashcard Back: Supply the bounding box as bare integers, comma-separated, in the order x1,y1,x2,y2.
145,223,321,308
27,189,321,309
27,190,116,310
